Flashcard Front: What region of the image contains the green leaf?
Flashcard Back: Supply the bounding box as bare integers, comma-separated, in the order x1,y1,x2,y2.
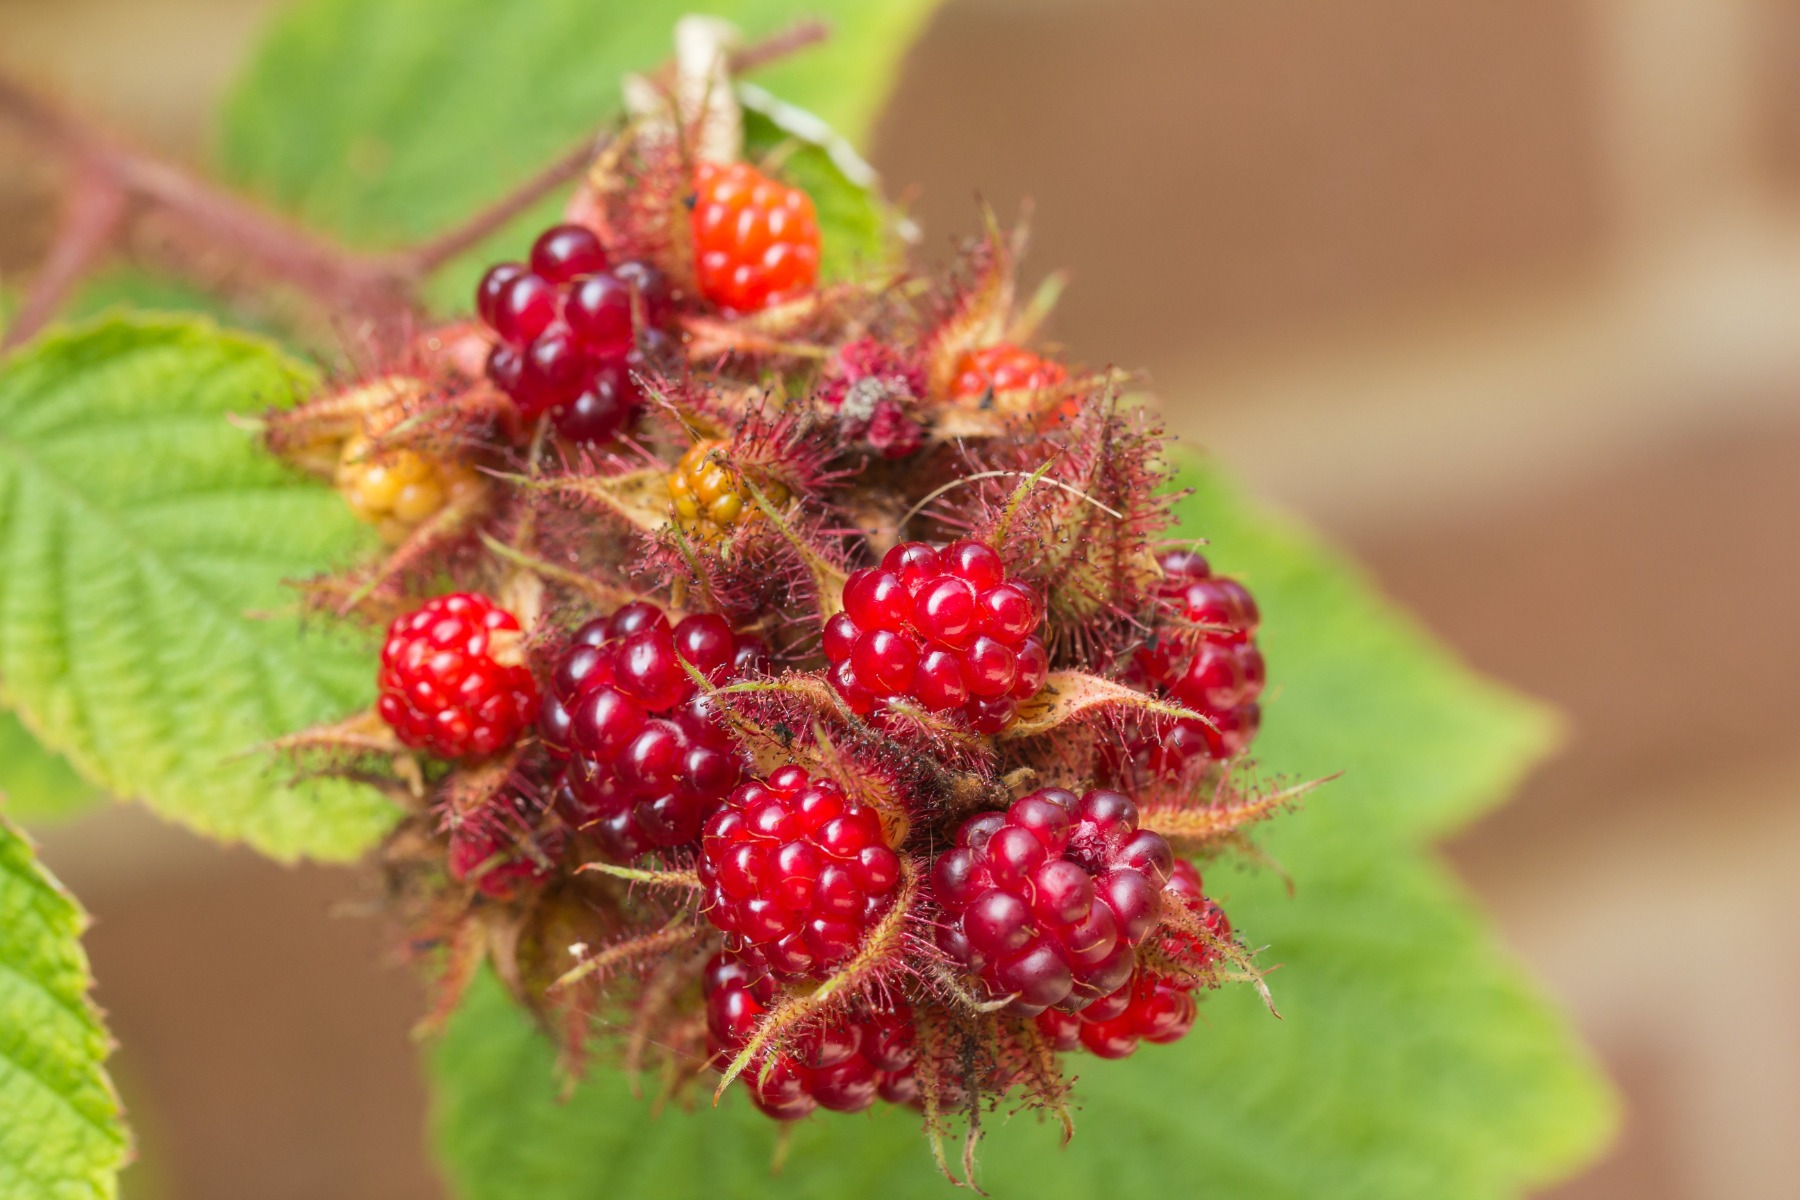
427,454,1615,1198
742,106,890,283
0,714,103,824
218,0,941,306
0,317,397,861
0,809,129,1198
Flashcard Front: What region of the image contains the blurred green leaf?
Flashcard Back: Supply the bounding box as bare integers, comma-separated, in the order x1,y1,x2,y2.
0,810,128,1199
0,714,103,824
427,454,1615,1198
0,317,397,861
218,0,941,308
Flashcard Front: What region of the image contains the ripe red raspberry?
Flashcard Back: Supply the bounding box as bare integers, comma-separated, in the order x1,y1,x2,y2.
823,540,1050,734
540,602,764,862
691,161,821,314
698,766,903,980
930,787,1173,1016
377,593,538,759
446,792,563,901
1118,549,1265,775
475,223,674,438
949,344,1067,400
703,953,918,1119
1033,860,1231,1058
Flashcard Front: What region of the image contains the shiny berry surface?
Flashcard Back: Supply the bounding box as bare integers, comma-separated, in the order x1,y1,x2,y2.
541,604,765,861
691,161,821,313
334,432,481,545
1034,859,1230,1057
1118,550,1266,776
698,766,903,980
930,787,1172,1016
703,954,918,1119
949,343,1068,399
376,593,537,759
824,540,1049,733
475,222,671,440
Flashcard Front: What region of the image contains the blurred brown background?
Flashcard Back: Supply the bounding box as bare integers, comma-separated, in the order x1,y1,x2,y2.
5,0,1799,1196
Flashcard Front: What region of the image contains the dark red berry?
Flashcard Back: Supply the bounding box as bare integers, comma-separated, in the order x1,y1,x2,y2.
698,766,903,980
1115,551,1266,777
529,223,609,284
542,604,764,862
703,953,918,1120
930,787,1171,1016
490,272,558,345
550,360,640,445
824,540,1049,733
376,593,537,760
1034,858,1229,1058
476,225,676,441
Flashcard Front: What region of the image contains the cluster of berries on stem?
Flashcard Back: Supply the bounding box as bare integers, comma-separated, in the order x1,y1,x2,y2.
270,44,1299,1171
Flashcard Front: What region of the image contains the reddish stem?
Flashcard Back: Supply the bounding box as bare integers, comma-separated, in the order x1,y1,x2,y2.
0,19,833,339
2,160,126,350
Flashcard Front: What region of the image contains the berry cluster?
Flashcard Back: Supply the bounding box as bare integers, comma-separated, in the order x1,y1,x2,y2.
284,67,1291,1157
824,540,1050,733
376,593,537,760
1121,549,1266,774
540,603,764,861
691,161,822,314
931,787,1173,1016
476,223,673,441
704,954,918,1119
698,766,903,979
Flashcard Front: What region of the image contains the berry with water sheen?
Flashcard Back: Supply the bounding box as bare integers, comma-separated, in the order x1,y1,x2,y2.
930,787,1172,1016
376,593,536,759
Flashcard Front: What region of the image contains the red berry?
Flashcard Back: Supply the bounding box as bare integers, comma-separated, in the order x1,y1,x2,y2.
376,593,537,760
542,605,765,862
446,791,562,901
476,222,671,442
1116,551,1266,776
1034,858,1229,1057
691,161,821,313
950,344,1067,400
529,223,610,283
930,787,1171,1016
703,953,919,1120
698,766,902,980
824,540,1049,732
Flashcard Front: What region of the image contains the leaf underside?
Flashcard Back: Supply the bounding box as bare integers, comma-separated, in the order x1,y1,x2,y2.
0,812,128,1199
0,319,397,861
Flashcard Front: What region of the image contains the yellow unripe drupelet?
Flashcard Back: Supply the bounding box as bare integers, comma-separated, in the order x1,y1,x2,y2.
667,440,789,544
335,434,482,543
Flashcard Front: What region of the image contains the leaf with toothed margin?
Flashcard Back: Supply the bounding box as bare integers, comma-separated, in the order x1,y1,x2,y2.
219,0,944,309
0,714,104,823
425,451,1615,1199
0,808,130,1198
0,317,398,861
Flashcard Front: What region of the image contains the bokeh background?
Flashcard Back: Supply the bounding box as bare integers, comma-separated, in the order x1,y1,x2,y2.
3,0,1798,1196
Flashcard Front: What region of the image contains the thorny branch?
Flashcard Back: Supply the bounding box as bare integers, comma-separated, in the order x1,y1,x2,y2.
0,19,832,351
